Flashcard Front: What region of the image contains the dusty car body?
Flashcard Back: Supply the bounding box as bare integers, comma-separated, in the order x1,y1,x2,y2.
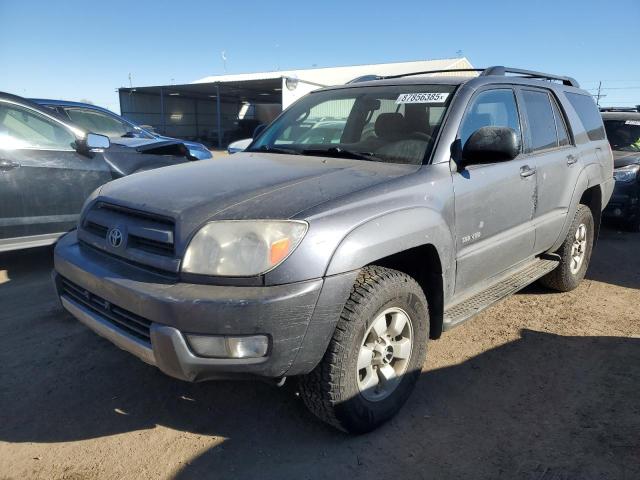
53,67,614,432
0,92,192,252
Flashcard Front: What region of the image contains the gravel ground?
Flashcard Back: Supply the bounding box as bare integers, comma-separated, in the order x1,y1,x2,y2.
0,225,638,480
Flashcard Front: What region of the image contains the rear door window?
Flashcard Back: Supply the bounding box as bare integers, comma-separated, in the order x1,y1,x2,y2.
566,93,606,141
521,90,558,153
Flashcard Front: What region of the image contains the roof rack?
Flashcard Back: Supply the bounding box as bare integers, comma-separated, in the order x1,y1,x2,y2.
481,66,579,88
378,66,580,88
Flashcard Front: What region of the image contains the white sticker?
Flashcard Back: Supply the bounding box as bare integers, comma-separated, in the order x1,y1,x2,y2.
396,92,449,104
625,120,640,126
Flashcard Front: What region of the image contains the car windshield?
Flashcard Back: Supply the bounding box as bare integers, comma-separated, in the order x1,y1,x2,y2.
604,119,640,152
63,107,155,139
249,84,456,164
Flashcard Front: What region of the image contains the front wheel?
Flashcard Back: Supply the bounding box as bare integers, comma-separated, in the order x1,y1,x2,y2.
298,266,429,433
539,204,594,292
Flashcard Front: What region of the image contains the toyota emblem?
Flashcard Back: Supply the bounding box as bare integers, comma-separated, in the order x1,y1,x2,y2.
108,228,123,248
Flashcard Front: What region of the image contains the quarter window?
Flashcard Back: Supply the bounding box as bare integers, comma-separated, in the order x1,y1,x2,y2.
0,102,76,150
521,90,558,152
566,93,606,141
459,89,522,149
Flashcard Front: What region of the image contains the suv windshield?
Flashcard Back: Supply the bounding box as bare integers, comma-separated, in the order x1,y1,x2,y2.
604,119,640,152
249,84,456,164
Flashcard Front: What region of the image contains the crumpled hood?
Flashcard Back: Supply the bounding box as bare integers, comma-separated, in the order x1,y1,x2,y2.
97,152,419,235
101,143,190,176
110,137,173,149
613,150,640,169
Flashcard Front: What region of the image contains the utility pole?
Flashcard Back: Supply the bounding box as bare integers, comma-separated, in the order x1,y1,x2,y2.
595,81,604,106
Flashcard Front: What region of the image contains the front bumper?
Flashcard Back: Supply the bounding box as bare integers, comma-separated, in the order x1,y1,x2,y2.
53,232,356,382
603,180,640,221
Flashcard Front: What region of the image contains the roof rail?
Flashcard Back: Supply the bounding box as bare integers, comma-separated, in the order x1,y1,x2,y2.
481,66,579,88
347,75,384,84
382,68,484,80
374,66,579,88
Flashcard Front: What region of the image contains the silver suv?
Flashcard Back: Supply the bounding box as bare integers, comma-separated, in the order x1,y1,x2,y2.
53,66,614,433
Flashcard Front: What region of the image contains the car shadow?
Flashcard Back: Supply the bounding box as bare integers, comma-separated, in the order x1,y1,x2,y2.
0,312,638,479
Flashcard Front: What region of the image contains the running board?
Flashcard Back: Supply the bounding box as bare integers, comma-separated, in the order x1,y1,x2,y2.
443,257,559,331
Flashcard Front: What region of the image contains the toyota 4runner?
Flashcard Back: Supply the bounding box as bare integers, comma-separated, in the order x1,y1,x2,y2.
53,66,614,433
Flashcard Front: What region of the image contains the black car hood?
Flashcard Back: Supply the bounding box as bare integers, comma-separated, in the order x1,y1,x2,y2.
613,150,640,169
102,142,190,177
97,152,419,234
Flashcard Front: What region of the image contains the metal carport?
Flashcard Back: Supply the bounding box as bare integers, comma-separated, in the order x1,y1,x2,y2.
118,77,284,148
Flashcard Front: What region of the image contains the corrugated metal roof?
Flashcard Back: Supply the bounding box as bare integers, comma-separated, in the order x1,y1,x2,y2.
192,57,474,86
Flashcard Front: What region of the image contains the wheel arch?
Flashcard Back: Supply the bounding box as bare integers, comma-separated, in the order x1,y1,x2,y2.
325,207,454,340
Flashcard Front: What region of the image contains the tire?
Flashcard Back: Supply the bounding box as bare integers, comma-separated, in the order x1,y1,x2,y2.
298,266,429,433
539,204,594,292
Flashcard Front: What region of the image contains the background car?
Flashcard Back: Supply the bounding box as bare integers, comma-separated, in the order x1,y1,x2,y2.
32,99,213,160
0,91,193,252
601,108,640,231
227,137,252,154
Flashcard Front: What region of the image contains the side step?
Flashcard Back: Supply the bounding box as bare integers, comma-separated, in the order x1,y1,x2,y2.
443,257,559,331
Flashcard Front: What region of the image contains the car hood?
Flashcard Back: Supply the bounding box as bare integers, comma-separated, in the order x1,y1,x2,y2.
97,152,420,235
613,150,640,169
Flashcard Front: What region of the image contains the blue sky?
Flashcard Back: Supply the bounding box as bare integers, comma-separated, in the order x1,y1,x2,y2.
1,0,638,113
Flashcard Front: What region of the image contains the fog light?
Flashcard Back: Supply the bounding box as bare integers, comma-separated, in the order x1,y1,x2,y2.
614,208,622,217
186,334,269,359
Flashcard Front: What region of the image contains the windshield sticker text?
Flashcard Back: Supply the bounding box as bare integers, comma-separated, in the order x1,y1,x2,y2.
625,120,640,126
396,92,449,104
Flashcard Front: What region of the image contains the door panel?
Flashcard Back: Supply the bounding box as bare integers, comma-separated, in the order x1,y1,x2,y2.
10,149,112,237
453,88,536,294
453,159,536,292
0,152,27,240
517,88,580,252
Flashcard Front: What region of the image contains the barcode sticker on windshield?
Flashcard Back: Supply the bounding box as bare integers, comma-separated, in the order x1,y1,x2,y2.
396,92,449,104
625,120,640,126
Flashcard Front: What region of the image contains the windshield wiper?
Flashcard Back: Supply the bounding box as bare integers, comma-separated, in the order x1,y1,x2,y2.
301,147,379,161
247,145,301,155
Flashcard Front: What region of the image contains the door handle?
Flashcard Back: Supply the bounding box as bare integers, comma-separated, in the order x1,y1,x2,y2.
567,154,578,165
520,165,536,178
0,159,20,172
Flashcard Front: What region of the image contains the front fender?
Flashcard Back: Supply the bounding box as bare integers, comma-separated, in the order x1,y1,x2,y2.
326,207,455,296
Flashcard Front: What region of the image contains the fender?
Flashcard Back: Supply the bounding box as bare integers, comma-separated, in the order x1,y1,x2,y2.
325,207,455,298
548,163,603,253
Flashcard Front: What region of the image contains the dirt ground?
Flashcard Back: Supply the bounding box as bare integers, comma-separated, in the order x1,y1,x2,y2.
0,225,638,480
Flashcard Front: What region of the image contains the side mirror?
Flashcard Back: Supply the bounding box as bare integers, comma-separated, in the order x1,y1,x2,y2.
86,133,110,150
460,126,520,170
253,124,267,139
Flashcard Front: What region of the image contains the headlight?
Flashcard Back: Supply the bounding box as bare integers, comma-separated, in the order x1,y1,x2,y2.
181,220,308,276
613,165,639,183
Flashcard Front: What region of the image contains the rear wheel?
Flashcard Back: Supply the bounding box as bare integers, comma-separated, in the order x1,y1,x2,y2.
539,204,594,292
298,266,429,433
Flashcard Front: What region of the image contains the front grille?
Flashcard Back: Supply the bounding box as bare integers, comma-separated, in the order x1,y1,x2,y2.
60,276,152,343
78,202,179,273
128,234,175,256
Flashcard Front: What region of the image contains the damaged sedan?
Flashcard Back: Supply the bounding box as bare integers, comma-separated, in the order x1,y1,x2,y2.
0,92,194,252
